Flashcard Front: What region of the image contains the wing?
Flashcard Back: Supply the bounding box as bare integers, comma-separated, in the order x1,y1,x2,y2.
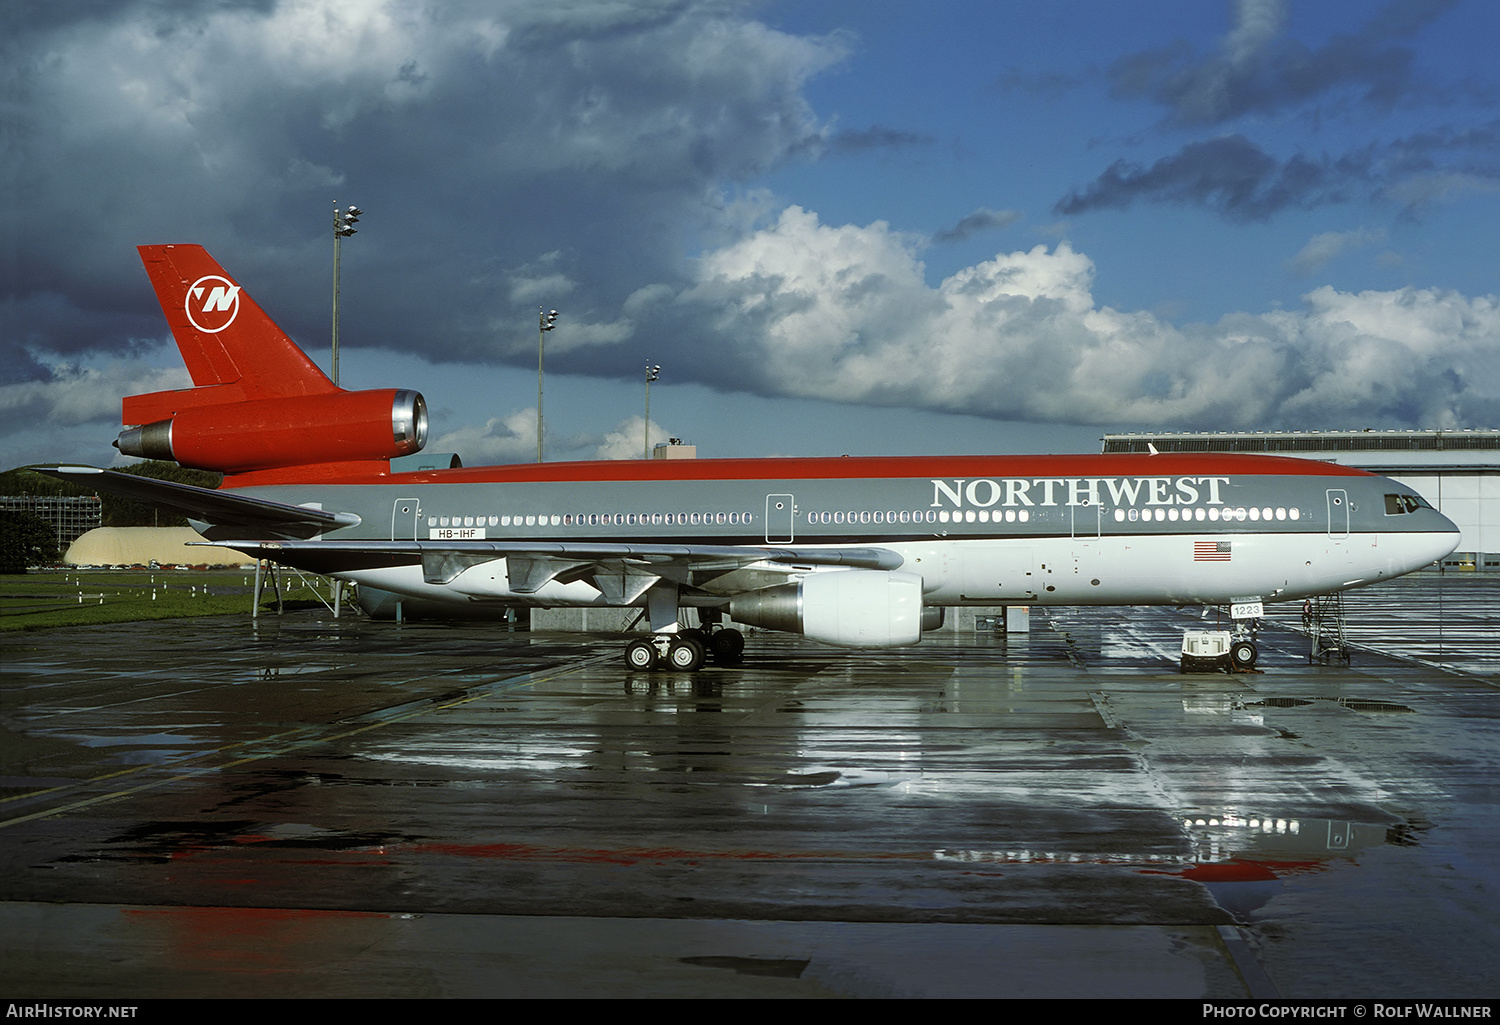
202,538,905,605
38,464,904,605
32,466,360,540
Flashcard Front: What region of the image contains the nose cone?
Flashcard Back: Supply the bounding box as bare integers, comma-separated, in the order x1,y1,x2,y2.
1410,508,1462,570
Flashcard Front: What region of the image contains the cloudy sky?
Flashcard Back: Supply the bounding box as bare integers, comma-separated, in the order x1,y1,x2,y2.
4,0,1498,470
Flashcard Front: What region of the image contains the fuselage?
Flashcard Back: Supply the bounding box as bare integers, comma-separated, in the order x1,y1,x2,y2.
217,451,1460,612
92,244,1464,665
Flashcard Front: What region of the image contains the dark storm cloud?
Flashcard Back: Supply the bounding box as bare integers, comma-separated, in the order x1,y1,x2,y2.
931,207,1021,244
1056,125,1500,221
1055,1,1498,223
1109,0,1458,127
829,126,932,153
3,0,847,387
4,0,276,36
1055,135,1371,220
6,0,1497,472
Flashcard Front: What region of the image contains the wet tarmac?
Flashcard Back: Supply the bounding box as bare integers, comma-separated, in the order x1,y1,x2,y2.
2,573,1497,998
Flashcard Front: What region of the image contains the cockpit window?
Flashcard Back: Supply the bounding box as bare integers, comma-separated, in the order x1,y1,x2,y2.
1384,493,1430,515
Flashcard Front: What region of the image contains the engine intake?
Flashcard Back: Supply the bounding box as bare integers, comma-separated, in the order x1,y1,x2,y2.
729,570,925,647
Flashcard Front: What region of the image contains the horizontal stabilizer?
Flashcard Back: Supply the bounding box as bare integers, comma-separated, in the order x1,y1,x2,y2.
33,466,361,540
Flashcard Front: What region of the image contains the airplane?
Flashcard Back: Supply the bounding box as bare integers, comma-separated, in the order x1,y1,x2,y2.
37,244,1461,672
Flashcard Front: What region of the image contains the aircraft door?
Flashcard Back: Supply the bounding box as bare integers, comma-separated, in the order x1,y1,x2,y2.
1326,490,1349,539
392,497,422,540
765,494,794,543
1071,498,1101,538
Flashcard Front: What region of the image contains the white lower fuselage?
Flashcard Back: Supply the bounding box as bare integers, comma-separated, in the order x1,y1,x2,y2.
332,529,1453,611
223,452,1460,639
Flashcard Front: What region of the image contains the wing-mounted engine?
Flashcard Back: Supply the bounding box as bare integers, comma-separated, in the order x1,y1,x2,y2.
729,570,925,647
115,388,427,474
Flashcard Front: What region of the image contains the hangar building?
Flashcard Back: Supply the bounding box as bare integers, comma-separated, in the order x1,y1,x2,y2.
1101,430,1499,571
64,527,256,568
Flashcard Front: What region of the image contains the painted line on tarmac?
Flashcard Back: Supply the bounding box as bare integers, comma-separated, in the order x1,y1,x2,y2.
0,654,611,830
335,653,613,725
1217,924,1281,998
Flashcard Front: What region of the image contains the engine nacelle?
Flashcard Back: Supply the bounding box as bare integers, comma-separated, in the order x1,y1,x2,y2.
116,389,427,473
729,570,925,647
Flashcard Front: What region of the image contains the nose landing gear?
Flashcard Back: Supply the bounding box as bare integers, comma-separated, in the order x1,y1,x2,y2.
1180,601,1263,673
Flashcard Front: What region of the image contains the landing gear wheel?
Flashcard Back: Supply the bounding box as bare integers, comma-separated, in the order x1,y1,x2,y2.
666,637,706,672
709,628,745,664
1230,639,1259,670
625,639,659,671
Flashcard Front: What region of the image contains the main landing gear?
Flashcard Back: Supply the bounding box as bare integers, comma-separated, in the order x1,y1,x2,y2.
622,585,744,673
624,627,745,673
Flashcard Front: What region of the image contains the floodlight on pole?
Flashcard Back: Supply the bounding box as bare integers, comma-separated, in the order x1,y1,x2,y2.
644,362,661,459
330,202,362,386
537,307,558,462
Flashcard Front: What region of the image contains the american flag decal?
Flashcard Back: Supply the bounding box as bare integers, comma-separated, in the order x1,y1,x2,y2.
1194,540,1232,562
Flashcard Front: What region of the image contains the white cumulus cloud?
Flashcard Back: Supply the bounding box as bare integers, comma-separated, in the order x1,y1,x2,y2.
673,205,1500,429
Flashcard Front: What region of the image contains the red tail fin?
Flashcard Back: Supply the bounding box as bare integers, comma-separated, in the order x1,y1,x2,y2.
117,245,427,482
128,244,336,423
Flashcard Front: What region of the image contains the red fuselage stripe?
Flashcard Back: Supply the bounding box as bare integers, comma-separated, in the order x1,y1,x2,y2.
223,452,1372,489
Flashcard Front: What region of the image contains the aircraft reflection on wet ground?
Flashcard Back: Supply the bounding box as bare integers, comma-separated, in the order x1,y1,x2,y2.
1,572,1496,998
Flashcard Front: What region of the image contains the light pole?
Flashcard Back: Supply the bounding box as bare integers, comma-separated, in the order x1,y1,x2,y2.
537,307,558,462
644,362,661,459
330,202,361,386
328,201,361,618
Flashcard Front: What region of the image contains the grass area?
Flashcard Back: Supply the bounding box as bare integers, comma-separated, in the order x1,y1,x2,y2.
0,568,338,631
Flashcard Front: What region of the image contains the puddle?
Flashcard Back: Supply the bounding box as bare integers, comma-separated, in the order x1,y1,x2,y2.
1180,811,1424,872
752,767,911,789
1179,811,1425,921
1338,698,1415,713
44,731,205,764
65,819,422,863
681,956,810,979
1238,696,1416,714
243,663,342,680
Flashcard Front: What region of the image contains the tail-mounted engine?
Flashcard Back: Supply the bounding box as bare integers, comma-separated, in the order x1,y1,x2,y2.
116,388,427,474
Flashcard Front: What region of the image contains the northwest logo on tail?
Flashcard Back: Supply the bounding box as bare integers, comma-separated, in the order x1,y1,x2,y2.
185,274,241,333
